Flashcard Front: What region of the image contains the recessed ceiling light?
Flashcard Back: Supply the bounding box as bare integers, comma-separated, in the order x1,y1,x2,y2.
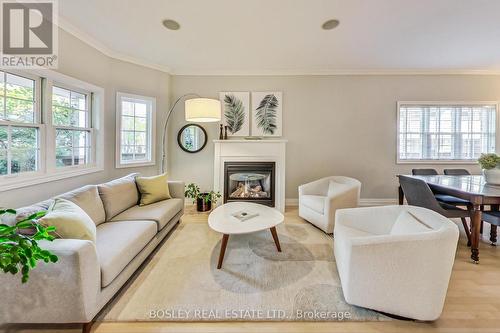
162,19,180,31
322,19,340,30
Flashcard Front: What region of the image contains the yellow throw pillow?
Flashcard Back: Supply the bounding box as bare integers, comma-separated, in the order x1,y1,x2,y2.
40,198,97,242
136,173,171,206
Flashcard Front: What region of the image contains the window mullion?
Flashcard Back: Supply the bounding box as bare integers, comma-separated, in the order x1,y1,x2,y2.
6,125,11,175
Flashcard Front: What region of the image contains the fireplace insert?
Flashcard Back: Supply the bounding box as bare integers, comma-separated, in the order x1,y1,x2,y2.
223,161,275,207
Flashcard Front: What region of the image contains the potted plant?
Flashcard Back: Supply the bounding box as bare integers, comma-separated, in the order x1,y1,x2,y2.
0,209,59,283
478,153,500,185
185,183,222,212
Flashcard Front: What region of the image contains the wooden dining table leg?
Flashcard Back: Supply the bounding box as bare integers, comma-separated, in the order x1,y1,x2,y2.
470,204,482,264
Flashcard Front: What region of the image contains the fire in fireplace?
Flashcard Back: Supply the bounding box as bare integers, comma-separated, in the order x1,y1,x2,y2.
223,161,275,207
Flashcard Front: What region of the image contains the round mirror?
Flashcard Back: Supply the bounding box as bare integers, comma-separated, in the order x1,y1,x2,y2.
177,124,207,153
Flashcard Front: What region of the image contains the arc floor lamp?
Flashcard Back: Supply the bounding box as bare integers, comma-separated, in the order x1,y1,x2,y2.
160,94,221,173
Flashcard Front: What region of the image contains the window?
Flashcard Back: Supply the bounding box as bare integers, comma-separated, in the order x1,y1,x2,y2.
116,92,156,168
0,69,104,192
398,102,497,162
52,86,92,167
0,71,41,176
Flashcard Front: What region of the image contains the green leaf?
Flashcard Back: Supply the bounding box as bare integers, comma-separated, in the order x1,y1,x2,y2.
16,221,35,229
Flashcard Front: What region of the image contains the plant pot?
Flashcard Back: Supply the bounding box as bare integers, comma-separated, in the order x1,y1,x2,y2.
196,195,212,212
483,168,500,185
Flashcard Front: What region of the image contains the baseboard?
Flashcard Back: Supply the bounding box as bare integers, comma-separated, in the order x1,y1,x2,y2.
285,198,398,207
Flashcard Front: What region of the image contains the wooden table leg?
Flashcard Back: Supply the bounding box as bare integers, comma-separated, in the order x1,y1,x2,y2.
270,227,282,252
217,234,229,269
470,205,482,264
398,186,404,205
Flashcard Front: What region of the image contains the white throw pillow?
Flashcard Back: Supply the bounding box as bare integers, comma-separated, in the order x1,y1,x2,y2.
390,210,432,235
40,198,97,242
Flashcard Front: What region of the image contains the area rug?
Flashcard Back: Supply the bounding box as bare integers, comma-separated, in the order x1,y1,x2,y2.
101,221,390,322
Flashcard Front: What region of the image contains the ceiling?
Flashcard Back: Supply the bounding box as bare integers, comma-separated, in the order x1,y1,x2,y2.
58,0,500,75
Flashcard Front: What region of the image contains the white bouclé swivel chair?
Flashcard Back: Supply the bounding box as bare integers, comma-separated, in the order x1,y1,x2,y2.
298,176,361,233
334,205,459,321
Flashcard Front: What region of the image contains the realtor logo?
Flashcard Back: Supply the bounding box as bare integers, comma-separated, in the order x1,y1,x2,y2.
1,0,58,68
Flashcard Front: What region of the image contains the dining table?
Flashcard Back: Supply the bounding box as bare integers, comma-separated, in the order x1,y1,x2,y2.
398,174,500,263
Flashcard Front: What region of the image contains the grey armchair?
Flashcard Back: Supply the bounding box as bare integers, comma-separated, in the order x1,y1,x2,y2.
398,175,472,245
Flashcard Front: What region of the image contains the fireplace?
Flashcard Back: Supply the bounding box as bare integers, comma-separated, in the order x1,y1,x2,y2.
223,161,276,207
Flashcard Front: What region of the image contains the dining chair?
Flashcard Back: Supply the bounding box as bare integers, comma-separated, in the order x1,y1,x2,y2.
480,209,499,245
412,169,438,176
398,175,472,246
444,169,471,176
411,169,471,207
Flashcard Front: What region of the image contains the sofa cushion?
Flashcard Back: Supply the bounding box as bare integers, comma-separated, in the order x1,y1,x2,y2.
40,199,97,242
98,173,139,220
57,185,106,225
301,195,325,214
390,210,432,235
136,173,171,206
95,220,156,287
110,198,183,231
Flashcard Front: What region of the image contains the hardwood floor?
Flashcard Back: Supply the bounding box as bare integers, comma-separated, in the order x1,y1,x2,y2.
3,206,500,333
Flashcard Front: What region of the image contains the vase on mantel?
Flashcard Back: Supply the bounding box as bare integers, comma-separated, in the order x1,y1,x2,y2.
483,168,500,185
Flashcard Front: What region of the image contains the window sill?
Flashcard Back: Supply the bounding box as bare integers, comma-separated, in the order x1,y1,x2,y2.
115,161,156,169
397,160,479,165
0,165,104,192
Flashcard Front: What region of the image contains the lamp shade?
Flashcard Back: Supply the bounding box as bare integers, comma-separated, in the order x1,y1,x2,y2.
185,98,221,122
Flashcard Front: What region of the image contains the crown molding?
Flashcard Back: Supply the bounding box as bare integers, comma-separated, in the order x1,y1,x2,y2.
57,16,172,74
171,68,500,76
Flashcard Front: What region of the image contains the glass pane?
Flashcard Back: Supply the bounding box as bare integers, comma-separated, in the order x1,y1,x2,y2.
121,116,135,130
0,98,4,120
0,72,4,96
56,129,73,148
134,102,147,117
11,127,37,149
0,149,6,175
122,101,134,116
73,130,88,147
0,126,7,150
134,146,147,160
56,147,72,167
121,131,134,146
10,149,37,174
134,132,146,146
73,147,89,165
121,146,134,161
52,105,72,126
71,91,86,110
52,86,71,107
6,73,34,100
6,98,34,123
135,117,147,131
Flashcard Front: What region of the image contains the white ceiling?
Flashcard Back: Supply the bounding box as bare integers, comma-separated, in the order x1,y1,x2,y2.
59,0,500,75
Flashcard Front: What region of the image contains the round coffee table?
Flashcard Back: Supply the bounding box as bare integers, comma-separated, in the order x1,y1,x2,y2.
208,202,284,269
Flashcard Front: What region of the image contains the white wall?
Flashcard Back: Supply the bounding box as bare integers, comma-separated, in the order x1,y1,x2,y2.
0,28,171,208
169,75,500,200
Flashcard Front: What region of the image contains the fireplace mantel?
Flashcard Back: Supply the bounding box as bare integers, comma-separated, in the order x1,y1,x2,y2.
213,139,287,212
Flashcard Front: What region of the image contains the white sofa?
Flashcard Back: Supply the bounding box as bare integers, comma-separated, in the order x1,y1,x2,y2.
334,205,459,321
298,176,361,233
0,173,184,331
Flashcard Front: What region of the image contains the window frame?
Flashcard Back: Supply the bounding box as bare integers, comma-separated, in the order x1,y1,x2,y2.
115,92,156,169
396,101,499,164
0,69,104,192
49,82,94,170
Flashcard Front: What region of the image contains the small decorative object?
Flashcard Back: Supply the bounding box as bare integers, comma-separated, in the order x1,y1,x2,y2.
251,91,283,137
219,92,250,136
0,209,59,283
224,125,228,140
478,153,500,185
185,183,222,212
219,124,224,140
177,124,208,153
231,210,259,222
